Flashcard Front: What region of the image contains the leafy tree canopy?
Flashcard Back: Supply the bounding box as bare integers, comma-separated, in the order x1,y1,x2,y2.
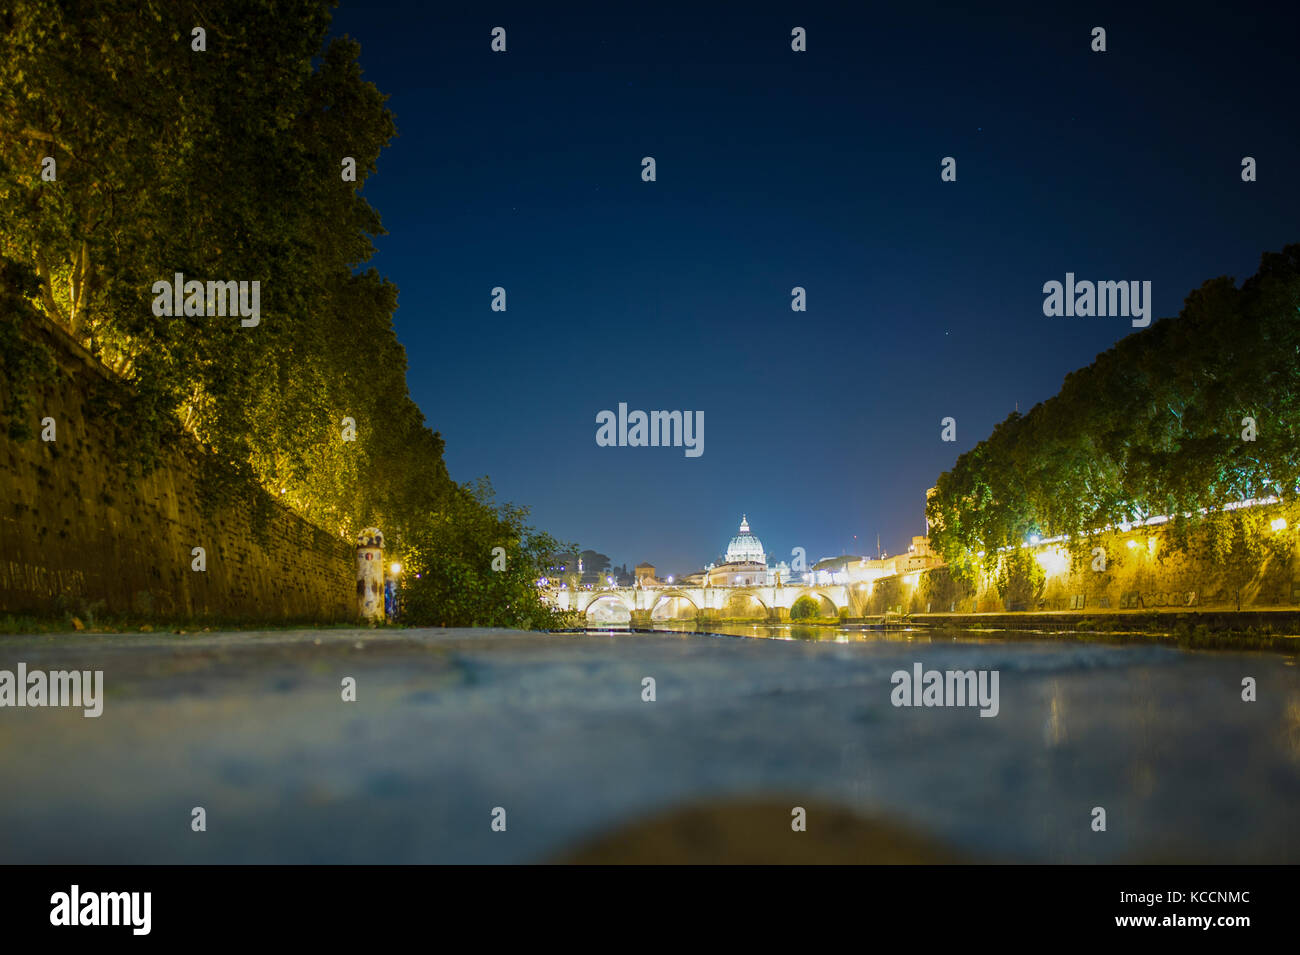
927,246,1300,577
0,0,566,628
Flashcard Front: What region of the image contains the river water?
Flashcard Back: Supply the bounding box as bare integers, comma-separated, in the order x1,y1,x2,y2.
0,625,1296,863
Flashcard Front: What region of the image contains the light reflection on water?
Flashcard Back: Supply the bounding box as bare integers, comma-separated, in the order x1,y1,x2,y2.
644,620,1037,644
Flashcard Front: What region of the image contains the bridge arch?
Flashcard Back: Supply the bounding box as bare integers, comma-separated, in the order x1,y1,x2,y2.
800,589,840,614
578,589,627,611
650,590,700,620
582,591,633,623
787,589,841,618
722,588,770,618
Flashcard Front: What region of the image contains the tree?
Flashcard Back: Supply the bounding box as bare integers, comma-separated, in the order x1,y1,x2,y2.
789,595,819,619
396,478,577,629
0,1,567,628
995,549,1045,610
928,245,1300,570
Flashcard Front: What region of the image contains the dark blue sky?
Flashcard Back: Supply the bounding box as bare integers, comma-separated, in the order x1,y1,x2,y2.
329,1,1300,575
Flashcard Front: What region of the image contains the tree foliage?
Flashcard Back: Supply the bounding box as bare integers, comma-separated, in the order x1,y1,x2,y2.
928,246,1300,578
994,548,1045,609
0,1,563,628
397,478,576,629
789,595,819,619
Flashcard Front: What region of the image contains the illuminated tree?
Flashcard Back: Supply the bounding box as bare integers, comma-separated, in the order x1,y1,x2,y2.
928,245,1300,569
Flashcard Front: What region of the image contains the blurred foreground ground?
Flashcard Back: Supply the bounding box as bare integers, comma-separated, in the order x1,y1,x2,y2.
0,627,1296,863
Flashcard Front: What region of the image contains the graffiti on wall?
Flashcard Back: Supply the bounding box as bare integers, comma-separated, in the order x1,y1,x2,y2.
0,561,87,599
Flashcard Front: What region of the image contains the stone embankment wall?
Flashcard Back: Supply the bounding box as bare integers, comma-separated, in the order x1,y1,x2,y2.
1,315,354,621
869,527,1299,616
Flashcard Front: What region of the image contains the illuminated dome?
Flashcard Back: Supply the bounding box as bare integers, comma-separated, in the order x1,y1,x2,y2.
724,515,766,565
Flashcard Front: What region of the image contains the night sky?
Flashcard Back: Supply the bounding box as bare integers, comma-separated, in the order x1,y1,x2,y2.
327,1,1300,575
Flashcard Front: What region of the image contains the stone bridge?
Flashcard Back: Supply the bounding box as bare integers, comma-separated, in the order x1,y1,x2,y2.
546,582,856,623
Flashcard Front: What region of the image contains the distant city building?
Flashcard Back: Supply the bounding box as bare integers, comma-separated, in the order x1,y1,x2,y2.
706,515,770,587
545,549,628,589
725,515,766,564
543,494,944,596
826,536,942,587
634,562,661,586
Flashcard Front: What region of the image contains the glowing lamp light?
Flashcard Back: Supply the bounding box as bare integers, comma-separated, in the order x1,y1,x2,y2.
1126,540,1139,550
1271,517,1288,532
390,562,401,575
1035,547,1069,577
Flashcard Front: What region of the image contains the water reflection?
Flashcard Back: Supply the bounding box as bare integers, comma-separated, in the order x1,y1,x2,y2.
646,621,1013,644
1286,695,1300,761
1044,680,1067,748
